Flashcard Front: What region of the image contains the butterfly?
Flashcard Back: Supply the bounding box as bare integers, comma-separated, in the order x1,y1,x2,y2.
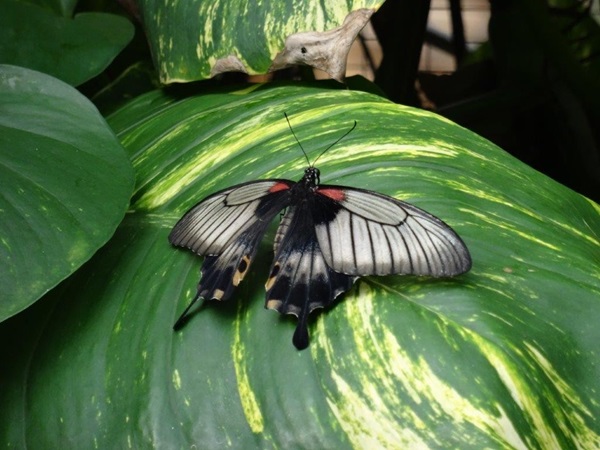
169,114,471,350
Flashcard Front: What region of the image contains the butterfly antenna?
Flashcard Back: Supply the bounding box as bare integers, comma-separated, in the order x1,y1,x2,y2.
312,120,357,167
284,112,311,166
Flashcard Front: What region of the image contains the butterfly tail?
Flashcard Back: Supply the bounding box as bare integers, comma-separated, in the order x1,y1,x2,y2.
292,306,310,350
173,292,203,330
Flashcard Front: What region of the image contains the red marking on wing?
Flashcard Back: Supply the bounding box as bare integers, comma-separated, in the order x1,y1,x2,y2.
269,181,292,193
317,187,346,201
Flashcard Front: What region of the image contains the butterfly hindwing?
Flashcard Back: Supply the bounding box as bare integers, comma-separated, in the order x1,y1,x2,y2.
169,180,293,302
265,202,355,349
312,185,472,277
196,221,269,302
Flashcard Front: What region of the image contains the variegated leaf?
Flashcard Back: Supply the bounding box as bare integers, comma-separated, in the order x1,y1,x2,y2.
139,0,383,82
1,82,598,448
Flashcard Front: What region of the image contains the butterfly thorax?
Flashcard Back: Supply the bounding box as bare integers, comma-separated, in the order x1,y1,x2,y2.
301,167,320,190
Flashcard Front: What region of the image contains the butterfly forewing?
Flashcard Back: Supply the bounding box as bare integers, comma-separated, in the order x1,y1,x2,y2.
169,180,291,255
169,180,292,302
313,186,471,277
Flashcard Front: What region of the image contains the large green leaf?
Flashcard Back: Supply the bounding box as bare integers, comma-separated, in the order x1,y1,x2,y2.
140,0,383,83
0,0,134,86
0,65,134,320
1,82,599,448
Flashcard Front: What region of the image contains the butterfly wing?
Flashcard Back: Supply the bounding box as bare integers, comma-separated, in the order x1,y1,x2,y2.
265,202,355,350
169,180,293,303
170,175,470,347
311,185,472,277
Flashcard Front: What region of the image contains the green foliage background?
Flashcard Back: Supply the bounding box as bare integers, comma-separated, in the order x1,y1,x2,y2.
0,66,134,319
0,0,599,448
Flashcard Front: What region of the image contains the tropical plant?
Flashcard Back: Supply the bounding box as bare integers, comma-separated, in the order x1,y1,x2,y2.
1,0,599,448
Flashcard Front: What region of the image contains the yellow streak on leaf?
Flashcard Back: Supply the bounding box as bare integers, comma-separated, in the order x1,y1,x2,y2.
462,209,561,251
320,284,529,449
135,109,275,210
524,343,600,448
325,372,428,449
468,335,600,448
172,369,182,390
232,303,264,433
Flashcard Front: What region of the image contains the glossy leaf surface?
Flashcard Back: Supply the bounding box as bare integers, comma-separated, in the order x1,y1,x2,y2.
0,1,133,86
139,0,382,82
1,82,598,448
0,65,134,320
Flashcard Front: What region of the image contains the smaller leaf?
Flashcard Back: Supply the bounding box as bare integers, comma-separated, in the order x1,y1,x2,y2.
0,65,134,320
0,0,134,86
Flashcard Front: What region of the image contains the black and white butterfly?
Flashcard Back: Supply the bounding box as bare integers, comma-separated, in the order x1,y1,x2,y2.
169,115,471,350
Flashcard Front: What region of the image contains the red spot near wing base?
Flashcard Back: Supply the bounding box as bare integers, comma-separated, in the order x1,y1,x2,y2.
269,182,292,193
317,188,346,201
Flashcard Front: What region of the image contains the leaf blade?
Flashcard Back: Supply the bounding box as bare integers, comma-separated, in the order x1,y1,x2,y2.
0,65,134,320
1,82,598,448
